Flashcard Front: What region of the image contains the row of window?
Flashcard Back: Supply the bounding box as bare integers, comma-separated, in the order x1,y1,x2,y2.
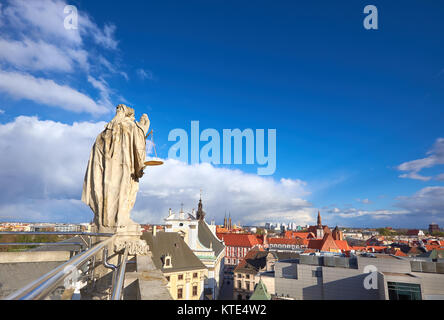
166,272,200,282
235,280,252,291
226,246,249,258
270,244,301,249
177,285,199,299
225,258,239,265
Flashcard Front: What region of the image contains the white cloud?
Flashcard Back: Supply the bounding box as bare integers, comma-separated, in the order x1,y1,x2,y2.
396,186,444,216
0,38,88,72
87,75,113,109
0,116,316,226
3,0,117,50
0,70,109,114
134,161,314,225
137,69,153,80
98,56,128,80
0,0,125,114
327,207,408,219
0,109,4,114
0,116,106,222
397,138,444,181
3,0,82,46
356,198,371,204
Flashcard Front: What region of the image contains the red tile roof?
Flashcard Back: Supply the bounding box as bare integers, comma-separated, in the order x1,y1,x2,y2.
219,233,262,248
284,231,315,239
335,240,351,251
393,250,408,257
307,233,350,252
425,244,444,251
366,246,386,252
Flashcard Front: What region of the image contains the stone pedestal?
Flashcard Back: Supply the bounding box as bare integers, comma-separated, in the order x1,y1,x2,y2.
113,224,149,256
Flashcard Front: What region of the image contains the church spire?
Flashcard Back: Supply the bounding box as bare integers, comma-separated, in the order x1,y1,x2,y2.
196,191,205,220
317,211,322,227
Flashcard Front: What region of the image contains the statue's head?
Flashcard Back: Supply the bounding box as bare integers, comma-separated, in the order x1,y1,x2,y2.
114,104,135,121
116,104,126,114
125,107,136,121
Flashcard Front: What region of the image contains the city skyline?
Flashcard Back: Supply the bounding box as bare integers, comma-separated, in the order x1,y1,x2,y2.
0,0,443,228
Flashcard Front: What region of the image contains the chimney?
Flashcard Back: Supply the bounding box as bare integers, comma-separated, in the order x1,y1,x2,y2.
169,208,172,216
152,225,157,237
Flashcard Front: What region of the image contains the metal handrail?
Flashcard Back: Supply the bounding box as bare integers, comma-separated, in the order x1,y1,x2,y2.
0,242,83,246
0,231,114,237
111,247,129,300
4,235,116,300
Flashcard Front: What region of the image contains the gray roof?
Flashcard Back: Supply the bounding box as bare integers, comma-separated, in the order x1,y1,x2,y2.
271,251,300,261
142,231,206,273
0,261,65,299
198,220,225,256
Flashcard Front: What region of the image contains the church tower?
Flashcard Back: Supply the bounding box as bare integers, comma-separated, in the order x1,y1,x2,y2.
317,211,322,228
196,192,205,221
316,211,324,239
332,226,343,241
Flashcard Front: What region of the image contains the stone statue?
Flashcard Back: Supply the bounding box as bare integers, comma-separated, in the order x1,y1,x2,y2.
82,104,150,233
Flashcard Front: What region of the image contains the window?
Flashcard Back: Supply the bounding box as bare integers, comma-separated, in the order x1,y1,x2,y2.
165,258,171,266
178,274,183,280
388,282,421,300
246,274,250,279
246,281,250,291
177,288,183,299
237,280,242,289
193,272,198,278
237,273,242,278
165,276,170,282
192,285,198,296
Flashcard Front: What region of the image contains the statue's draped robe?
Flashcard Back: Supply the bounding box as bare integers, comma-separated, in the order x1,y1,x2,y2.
82,118,146,228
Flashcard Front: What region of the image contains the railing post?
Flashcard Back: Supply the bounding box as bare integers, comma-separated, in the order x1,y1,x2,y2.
111,246,129,300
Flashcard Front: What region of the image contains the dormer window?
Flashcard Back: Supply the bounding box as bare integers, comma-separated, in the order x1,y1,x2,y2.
163,254,172,268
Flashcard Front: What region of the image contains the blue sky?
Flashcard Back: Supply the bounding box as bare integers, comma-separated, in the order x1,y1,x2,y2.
0,0,443,228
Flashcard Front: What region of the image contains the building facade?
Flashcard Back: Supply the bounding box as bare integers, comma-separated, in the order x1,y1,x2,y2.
164,199,225,299
273,253,444,300
142,230,207,300
217,233,263,284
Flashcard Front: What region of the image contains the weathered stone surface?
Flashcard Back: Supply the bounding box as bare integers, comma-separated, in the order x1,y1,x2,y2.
82,104,150,231
0,261,66,299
